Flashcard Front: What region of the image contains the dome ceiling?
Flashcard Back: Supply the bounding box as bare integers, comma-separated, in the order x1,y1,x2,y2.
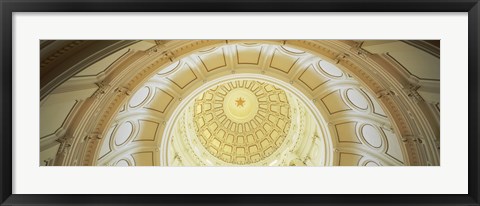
192,80,291,164
70,40,440,167
93,42,407,166
39,40,440,167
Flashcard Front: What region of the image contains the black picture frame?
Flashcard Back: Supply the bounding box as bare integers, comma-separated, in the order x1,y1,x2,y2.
1,0,479,205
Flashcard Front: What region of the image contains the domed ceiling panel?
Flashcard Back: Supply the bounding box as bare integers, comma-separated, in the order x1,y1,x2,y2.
193,80,291,164
198,48,227,71
90,41,413,167
134,120,158,142
338,152,363,166
335,122,361,144
298,64,330,91
321,90,352,114
236,45,263,64
131,152,154,166
144,88,174,113
165,63,198,89
269,49,299,73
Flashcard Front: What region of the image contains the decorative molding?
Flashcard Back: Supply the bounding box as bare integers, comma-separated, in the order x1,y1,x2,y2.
349,41,370,59
333,52,350,64
401,40,440,59
92,81,111,99
114,86,132,96
403,83,425,103
40,40,86,69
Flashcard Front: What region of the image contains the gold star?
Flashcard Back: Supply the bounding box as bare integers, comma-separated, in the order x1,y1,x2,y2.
235,97,246,107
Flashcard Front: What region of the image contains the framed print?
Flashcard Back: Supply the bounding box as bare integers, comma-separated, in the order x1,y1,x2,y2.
1,0,479,205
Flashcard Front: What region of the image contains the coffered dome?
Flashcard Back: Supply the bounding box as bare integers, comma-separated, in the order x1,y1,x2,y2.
192,80,291,164
38,40,440,167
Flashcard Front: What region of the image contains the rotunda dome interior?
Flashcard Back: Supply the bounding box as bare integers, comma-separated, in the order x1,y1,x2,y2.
39,40,440,166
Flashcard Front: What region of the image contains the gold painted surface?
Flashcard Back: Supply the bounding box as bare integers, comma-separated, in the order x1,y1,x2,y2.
193,80,291,164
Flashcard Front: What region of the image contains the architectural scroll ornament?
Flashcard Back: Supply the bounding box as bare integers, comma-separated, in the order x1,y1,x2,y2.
349,41,369,59
333,52,350,64
56,136,74,156
376,89,395,99
40,40,86,69
93,81,111,99
403,83,425,103
114,86,132,96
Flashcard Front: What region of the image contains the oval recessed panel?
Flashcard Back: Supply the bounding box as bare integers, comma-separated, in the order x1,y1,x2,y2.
129,86,150,108
362,124,382,148
319,60,343,77
365,161,379,166
346,89,369,110
281,46,305,54
114,121,133,146
158,61,180,75
361,124,382,148
115,159,129,166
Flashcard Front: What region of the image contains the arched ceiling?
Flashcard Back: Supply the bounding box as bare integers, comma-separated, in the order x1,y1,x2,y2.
39,40,440,167
94,42,410,167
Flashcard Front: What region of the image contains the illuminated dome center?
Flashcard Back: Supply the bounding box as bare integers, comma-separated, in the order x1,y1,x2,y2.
193,80,292,164
223,88,259,123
